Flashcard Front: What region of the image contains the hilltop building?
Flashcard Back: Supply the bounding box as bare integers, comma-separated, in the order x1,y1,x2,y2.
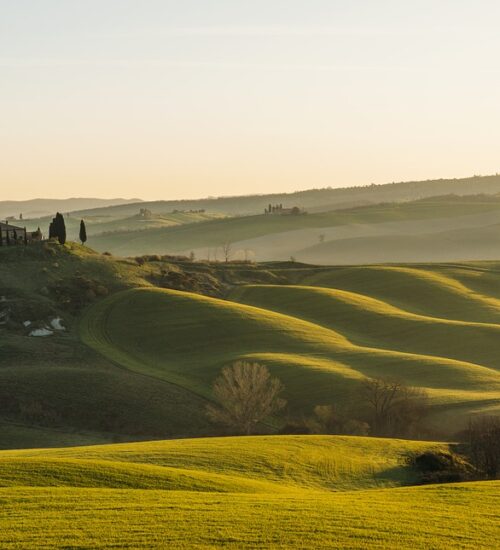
0,221,43,246
264,204,305,215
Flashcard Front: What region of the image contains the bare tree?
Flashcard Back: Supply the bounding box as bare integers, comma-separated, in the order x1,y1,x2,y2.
467,416,500,479
361,377,429,437
206,362,286,434
221,241,233,263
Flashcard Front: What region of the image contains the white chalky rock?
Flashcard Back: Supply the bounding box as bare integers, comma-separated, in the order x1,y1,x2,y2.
50,317,65,331
29,328,53,337
23,320,32,327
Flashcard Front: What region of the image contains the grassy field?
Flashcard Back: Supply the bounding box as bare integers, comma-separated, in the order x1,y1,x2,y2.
2,244,500,547
2,243,500,444
0,435,497,548
82,282,500,432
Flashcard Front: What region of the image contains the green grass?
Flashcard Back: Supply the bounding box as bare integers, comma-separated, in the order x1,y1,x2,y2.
0,435,497,549
81,286,500,431
229,284,500,372
302,264,500,322
1,483,498,549
3,243,500,443
0,435,436,491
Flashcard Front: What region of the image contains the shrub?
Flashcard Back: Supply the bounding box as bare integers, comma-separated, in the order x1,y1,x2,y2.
409,450,474,484
466,416,500,479
360,377,429,438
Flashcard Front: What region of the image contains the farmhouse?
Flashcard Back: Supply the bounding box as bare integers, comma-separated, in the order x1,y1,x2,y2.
0,221,43,246
264,204,305,215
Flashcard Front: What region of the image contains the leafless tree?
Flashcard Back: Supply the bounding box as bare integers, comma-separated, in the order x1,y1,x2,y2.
467,416,500,479
221,241,233,263
361,377,429,437
206,361,286,434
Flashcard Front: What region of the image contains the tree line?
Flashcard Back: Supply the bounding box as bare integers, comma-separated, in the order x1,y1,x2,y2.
48,212,87,246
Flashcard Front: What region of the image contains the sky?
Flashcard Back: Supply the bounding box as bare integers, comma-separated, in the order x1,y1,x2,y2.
1,0,500,201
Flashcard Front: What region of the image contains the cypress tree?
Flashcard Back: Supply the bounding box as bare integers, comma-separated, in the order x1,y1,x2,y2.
55,212,66,245
0,227,3,246
79,219,87,245
49,219,56,239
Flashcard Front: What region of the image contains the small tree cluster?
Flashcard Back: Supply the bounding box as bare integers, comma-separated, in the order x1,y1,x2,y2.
49,212,67,245
265,203,283,214
360,377,429,438
467,416,500,479
313,404,369,436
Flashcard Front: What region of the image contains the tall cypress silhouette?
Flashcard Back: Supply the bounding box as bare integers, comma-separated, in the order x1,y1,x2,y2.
49,220,56,239
56,213,67,245
79,219,87,245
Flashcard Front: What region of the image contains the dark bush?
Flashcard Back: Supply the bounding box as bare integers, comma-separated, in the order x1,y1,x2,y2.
466,416,500,479
409,450,474,484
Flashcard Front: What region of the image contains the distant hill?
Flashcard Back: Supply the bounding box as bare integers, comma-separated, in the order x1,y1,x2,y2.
69,173,500,219
24,209,225,242
297,222,500,264
82,194,500,261
0,197,141,220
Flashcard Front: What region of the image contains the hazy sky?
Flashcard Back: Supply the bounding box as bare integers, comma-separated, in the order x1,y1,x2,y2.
2,1,500,200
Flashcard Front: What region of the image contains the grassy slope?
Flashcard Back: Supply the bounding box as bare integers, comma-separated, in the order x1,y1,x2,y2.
302,264,500,322
4,243,500,443
0,244,214,446
0,435,439,491
0,436,497,549
86,198,500,256
81,286,500,429
229,284,500,372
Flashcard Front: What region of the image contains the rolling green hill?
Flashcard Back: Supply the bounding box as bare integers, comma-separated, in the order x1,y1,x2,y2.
1,244,499,547
81,284,500,432
2,243,500,446
0,435,497,548
0,435,440,491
